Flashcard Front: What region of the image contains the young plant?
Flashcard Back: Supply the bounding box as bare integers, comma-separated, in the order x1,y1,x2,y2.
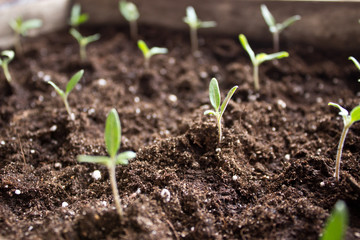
328,102,360,182
119,0,139,41
349,56,360,82
137,40,168,69
9,17,43,55
261,4,301,52
0,50,15,83
204,78,238,143
78,108,136,220
320,200,348,240
239,34,289,91
70,28,100,61
183,6,217,54
69,3,89,28
46,70,84,120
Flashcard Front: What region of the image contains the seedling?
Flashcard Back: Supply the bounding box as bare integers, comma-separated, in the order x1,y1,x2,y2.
119,0,139,41
239,34,289,91
328,102,360,182
70,28,100,61
46,70,84,120
78,108,136,219
0,50,15,83
137,40,168,69
349,56,360,82
261,4,300,52
69,3,89,28
320,200,348,240
183,6,217,54
204,78,238,143
9,17,42,55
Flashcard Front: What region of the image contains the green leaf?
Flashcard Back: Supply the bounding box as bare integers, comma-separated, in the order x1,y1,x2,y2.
149,47,168,56
70,28,82,42
84,33,100,44
220,85,238,117
349,56,360,71
209,78,221,111
138,40,149,57
239,34,255,64
256,51,289,65
199,21,217,28
77,155,110,166
350,104,360,123
204,110,216,115
115,151,136,165
9,17,22,33
77,14,89,25
321,200,348,240
184,6,198,28
70,4,89,27
47,80,65,98
328,102,349,117
66,69,84,95
21,19,42,34
280,15,301,31
119,0,139,22
261,4,276,27
0,50,15,64
105,108,121,158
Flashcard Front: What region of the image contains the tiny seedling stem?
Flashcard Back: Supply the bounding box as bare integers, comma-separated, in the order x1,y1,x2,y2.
273,31,280,53
334,126,350,182
80,44,86,62
108,159,123,217
217,117,222,143
63,96,74,121
190,27,198,54
2,63,11,82
253,64,259,91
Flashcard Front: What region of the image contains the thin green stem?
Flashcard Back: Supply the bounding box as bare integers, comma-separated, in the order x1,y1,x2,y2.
108,161,123,219
80,44,87,62
130,20,138,41
190,27,198,54
144,57,150,69
63,96,75,120
335,126,350,182
2,64,11,82
253,64,260,91
217,116,222,143
273,31,279,53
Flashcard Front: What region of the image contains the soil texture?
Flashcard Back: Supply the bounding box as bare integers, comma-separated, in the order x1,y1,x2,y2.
1,25,360,239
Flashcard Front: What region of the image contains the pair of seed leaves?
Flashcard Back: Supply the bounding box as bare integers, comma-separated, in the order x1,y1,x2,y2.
78,109,136,167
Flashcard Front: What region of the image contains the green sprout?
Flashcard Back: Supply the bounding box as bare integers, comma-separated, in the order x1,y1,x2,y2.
183,6,217,54
137,40,168,69
349,56,360,82
70,28,100,61
204,78,238,143
328,102,360,182
9,17,43,55
69,3,89,28
239,34,289,91
119,0,139,41
320,200,348,240
0,50,15,83
261,4,300,52
46,70,84,120
78,108,136,220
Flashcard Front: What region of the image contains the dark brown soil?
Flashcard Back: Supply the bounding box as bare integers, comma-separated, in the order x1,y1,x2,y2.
1,25,360,240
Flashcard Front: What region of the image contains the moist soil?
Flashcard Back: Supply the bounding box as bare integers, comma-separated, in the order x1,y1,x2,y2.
1,25,360,240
